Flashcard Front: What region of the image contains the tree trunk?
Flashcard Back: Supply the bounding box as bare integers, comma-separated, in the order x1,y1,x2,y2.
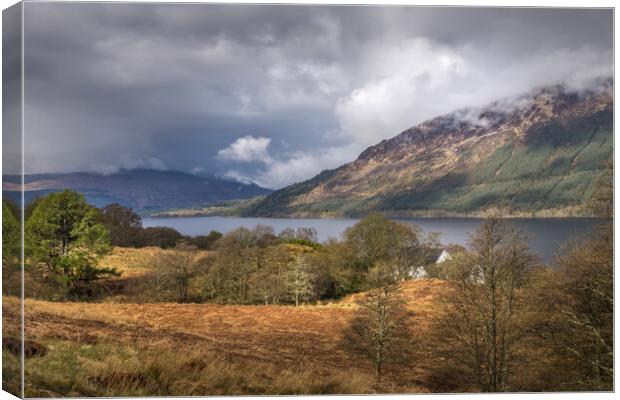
374,360,382,382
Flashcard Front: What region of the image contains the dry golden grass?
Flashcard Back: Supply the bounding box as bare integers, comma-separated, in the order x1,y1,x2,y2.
7,339,384,397
2,279,447,395
99,246,211,277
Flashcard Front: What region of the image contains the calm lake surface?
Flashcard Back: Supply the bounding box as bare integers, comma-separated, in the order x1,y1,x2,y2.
143,216,602,262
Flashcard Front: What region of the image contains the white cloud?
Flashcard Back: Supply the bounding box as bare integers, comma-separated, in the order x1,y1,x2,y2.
221,170,258,185
218,135,355,189
334,38,471,149
332,38,613,156
217,135,273,164
190,166,206,175
90,157,168,175
250,147,353,189
221,39,612,189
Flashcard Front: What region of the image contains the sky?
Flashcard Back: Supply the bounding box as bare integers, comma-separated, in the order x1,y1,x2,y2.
13,3,613,188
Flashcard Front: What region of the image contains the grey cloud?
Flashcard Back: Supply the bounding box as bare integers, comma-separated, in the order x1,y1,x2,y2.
20,3,612,188
3,3,22,175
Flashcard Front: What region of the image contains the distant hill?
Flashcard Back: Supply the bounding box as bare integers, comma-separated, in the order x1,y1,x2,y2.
246,81,613,217
2,169,271,214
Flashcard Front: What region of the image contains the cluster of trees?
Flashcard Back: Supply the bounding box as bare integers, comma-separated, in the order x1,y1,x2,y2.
2,200,21,296
340,215,612,392
6,190,442,303
20,197,223,251
132,225,328,304
147,214,440,305
201,226,316,305
422,217,613,392
427,218,537,390
99,203,222,249
3,191,223,300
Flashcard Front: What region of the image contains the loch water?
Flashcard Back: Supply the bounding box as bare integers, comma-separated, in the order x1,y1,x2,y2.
143,216,602,262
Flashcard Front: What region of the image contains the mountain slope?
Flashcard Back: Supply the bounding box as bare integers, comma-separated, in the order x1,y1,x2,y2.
247,82,613,217
2,169,271,214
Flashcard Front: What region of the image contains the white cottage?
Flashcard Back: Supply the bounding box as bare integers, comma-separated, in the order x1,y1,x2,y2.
408,249,452,279
436,249,452,264
410,266,429,279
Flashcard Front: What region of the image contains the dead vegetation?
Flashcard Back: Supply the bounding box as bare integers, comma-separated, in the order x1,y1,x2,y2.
8,340,380,397
2,279,443,396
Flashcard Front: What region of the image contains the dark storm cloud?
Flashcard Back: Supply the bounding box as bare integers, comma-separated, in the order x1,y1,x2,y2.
3,3,22,175
22,3,612,188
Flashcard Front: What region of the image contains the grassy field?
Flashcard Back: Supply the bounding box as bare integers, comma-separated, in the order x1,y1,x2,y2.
2,248,447,395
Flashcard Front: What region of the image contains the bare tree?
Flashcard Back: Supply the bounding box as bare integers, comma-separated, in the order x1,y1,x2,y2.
203,227,264,304
278,227,296,241
296,227,318,242
285,253,315,306
149,244,196,303
554,223,612,390
249,244,290,305
343,263,412,382
438,217,536,392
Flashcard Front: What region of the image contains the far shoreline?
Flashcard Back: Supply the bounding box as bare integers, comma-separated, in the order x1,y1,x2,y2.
146,211,604,220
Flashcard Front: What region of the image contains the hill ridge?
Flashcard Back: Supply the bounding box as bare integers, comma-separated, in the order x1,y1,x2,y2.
2,168,272,214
